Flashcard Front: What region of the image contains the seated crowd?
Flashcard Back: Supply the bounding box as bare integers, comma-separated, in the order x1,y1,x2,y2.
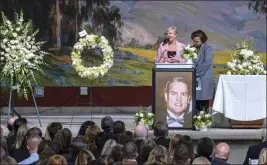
0,116,266,165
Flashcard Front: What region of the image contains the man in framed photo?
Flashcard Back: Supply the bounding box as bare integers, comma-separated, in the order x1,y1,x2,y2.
164,77,192,128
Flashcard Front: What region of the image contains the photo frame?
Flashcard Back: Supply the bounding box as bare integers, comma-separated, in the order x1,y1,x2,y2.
152,68,196,129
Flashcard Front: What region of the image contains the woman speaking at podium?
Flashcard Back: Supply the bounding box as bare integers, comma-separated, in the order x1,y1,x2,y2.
155,26,185,63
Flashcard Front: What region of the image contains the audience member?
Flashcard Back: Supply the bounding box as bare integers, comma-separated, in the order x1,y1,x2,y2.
36,143,55,165
75,149,95,165
145,145,168,165
85,124,102,159
68,135,87,165
110,145,123,163
54,128,72,155
101,139,117,156
120,130,135,145
6,116,18,137
112,121,126,144
1,156,18,165
1,147,7,159
18,134,42,165
95,155,114,165
211,142,231,165
44,122,62,141
171,143,191,165
47,155,67,165
77,120,95,136
243,128,267,165
96,116,113,148
193,156,211,165
196,137,214,161
134,124,148,153
1,135,8,155
122,142,138,165
26,127,42,139
168,134,183,161
258,148,267,165
153,121,170,149
137,139,157,165
178,135,195,162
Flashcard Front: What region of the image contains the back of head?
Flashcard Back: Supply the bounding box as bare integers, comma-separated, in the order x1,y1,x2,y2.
197,137,214,159
123,142,138,159
85,124,101,145
146,145,168,164
54,128,72,154
172,143,190,164
214,142,230,160
259,148,267,165
26,127,42,138
192,156,211,165
169,134,183,154
135,124,148,139
70,136,86,155
78,120,95,136
14,117,27,133
46,122,62,140
1,156,17,165
95,155,114,165
75,149,95,165
101,116,114,132
113,121,125,134
111,145,123,162
38,139,53,154
15,123,29,149
47,155,67,165
178,135,194,160
7,116,18,132
27,134,42,151
101,139,117,156
120,131,134,145
138,139,157,163
154,121,168,137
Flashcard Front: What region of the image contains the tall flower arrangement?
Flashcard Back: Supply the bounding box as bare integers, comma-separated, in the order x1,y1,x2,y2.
227,38,266,75
0,11,48,99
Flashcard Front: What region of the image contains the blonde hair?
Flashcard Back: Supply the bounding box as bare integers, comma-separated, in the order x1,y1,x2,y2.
75,149,95,165
145,145,168,165
192,156,211,165
47,155,67,165
15,124,29,149
259,148,267,164
165,26,177,35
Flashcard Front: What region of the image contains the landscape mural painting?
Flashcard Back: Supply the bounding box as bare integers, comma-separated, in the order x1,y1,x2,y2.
1,1,265,87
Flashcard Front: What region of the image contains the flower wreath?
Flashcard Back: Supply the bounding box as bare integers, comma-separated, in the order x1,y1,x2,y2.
71,34,114,79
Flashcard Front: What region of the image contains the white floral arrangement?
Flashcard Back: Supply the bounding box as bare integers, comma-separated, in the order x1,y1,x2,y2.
181,45,198,63
71,33,114,79
0,11,48,99
227,38,266,75
193,111,212,128
134,109,155,126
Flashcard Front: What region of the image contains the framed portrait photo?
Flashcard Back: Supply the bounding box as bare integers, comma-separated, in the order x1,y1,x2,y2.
152,68,196,129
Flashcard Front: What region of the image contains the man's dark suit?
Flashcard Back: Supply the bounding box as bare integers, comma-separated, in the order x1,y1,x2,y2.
243,141,267,165
153,136,170,149
211,158,231,165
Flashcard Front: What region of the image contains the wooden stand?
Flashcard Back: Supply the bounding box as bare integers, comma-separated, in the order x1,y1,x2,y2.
231,119,264,128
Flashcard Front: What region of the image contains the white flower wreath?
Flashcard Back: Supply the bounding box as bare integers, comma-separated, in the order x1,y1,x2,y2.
71,34,114,79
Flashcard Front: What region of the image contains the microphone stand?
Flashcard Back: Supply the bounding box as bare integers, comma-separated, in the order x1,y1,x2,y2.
0,96,21,118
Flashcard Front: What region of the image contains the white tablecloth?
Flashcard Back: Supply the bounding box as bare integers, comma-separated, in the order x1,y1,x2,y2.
212,75,266,121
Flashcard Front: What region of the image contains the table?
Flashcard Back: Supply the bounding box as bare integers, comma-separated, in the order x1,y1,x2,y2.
212,75,266,121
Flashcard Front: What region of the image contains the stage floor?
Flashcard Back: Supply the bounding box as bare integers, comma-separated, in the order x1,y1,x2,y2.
0,114,264,164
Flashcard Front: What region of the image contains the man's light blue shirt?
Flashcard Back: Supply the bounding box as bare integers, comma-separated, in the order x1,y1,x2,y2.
19,153,39,165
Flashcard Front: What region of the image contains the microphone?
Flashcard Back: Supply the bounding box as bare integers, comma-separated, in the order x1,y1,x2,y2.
162,38,169,46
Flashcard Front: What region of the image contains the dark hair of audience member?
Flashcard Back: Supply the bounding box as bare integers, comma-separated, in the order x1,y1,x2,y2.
145,145,168,165
110,145,123,162
14,124,29,149
70,135,86,156
85,124,101,151
13,118,27,134
120,131,135,145
36,147,56,165
1,156,18,165
47,155,67,165
1,148,7,159
123,142,138,159
197,137,215,160
171,143,190,165
95,155,114,165
153,121,168,137
37,139,53,155
137,139,157,165
168,134,183,160
101,116,114,132
75,149,95,165
45,122,62,140
78,121,95,136
178,135,195,161
26,127,42,138
1,137,8,155
113,121,125,134
54,128,72,154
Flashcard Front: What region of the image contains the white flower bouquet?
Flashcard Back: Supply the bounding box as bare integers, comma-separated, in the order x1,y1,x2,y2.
181,45,198,63
134,109,155,126
0,11,48,99
227,38,266,75
193,111,212,128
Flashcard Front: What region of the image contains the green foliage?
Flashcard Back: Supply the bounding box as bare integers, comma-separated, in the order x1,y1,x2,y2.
193,110,212,128
134,109,155,126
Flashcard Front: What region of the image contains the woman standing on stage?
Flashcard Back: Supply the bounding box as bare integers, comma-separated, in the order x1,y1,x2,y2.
155,26,185,63
191,30,214,111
